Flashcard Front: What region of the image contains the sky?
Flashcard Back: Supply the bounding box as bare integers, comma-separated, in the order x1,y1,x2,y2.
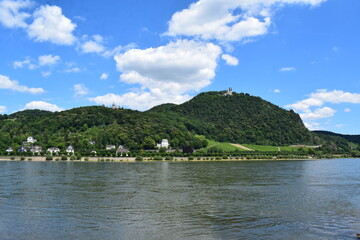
0,0,359,134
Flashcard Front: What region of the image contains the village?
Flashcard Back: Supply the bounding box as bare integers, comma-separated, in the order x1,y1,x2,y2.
3,136,177,156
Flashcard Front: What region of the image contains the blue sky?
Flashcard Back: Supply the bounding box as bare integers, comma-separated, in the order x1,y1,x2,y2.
0,0,359,134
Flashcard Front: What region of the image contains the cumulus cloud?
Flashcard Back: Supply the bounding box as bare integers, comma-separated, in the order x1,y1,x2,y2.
279,67,296,72
0,105,7,113
287,89,360,130
221,54,239,66
0,74,44,94
303,121,322,131
23,101,63,112
38,54,60,66
344,108,351,113
300,107,336,120
0,0,32,28
27,5,76,45
274,89,281,93
90,40,222,110
100,73,108,80
166,0,326,42
80,34,105,54
13,58,32,69
286,89,360,112
73,83,89,96
89,91,192,111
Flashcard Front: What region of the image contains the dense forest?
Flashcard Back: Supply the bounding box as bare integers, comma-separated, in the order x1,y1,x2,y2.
0,91,358,154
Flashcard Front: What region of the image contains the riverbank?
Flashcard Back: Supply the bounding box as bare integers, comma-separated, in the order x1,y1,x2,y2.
0,155,349,162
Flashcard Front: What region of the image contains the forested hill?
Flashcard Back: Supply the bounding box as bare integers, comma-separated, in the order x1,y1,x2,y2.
148,91,317,145
313,131,360,145
0,90,328,152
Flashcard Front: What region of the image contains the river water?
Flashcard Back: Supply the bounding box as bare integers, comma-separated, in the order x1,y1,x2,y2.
0,159,359,239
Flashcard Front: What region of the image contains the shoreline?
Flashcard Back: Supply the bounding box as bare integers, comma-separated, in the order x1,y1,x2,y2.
0,156,355,162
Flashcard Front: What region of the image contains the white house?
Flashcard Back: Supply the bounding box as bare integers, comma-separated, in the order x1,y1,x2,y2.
106,145,116,150
47,147,60,154
30,145,42,154
27,136,37,143
6,147,13,153
157,139,169,149
18,146,27,152
116,145,129,155
66,145,74,154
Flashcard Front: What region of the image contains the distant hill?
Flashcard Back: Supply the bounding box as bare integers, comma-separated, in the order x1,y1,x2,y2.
0,90,356,153
313,131,360,145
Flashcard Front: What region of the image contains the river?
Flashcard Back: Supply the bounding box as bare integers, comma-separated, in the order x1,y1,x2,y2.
1,159,359,239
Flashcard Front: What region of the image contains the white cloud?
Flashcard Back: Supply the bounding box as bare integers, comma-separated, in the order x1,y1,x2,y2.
23,101,63,112
0,105,7,114
89,91,192,111
13,58,31,69
27,5,76,45
38,54,60,66
91,40,222,110
0,74,44,94
303,121,322,131
300,107,336,120
80,34,105,54
166,0,326,42
279,67,296,72
102,43,137,58
274,89,281,93
115,39,221,95
41,71,51,77
221,54,239,66
0,0,32,28
335,124,344,128
73,83,89,96
286,89,360,112
344,108,351,113
64,67,81,73
100,73,108,80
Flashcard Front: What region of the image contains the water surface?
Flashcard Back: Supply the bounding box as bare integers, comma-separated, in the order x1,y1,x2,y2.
1,159,360,239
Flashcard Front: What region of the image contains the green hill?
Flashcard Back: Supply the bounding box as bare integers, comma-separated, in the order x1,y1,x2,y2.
0,90,357,154
148,91,316,145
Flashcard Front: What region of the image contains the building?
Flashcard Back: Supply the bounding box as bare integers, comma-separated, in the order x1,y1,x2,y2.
30,145,42,154
47,147,60,154
27,136,37,143
18,146,27,152
6,147,13,153
66,145,75,154
223,87,233,96
116,145,129,155
106,145,116,150
157,139,169,149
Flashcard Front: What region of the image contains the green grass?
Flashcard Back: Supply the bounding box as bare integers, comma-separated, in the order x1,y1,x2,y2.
242,144,304,152
196,135,304,152
196,135,247,152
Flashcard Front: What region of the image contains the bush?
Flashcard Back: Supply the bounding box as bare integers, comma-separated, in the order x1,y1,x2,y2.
135,156,143,161
70,155,76,161
165,156,173,160
84,157,89,161
20,156,25,161
27,158,32,161
188,156,194,160
61,156,68,161
46,155,53,161
10,156,15,160
153,156,163,160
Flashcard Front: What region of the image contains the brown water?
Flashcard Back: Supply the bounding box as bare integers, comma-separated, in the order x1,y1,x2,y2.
0,159,360,239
